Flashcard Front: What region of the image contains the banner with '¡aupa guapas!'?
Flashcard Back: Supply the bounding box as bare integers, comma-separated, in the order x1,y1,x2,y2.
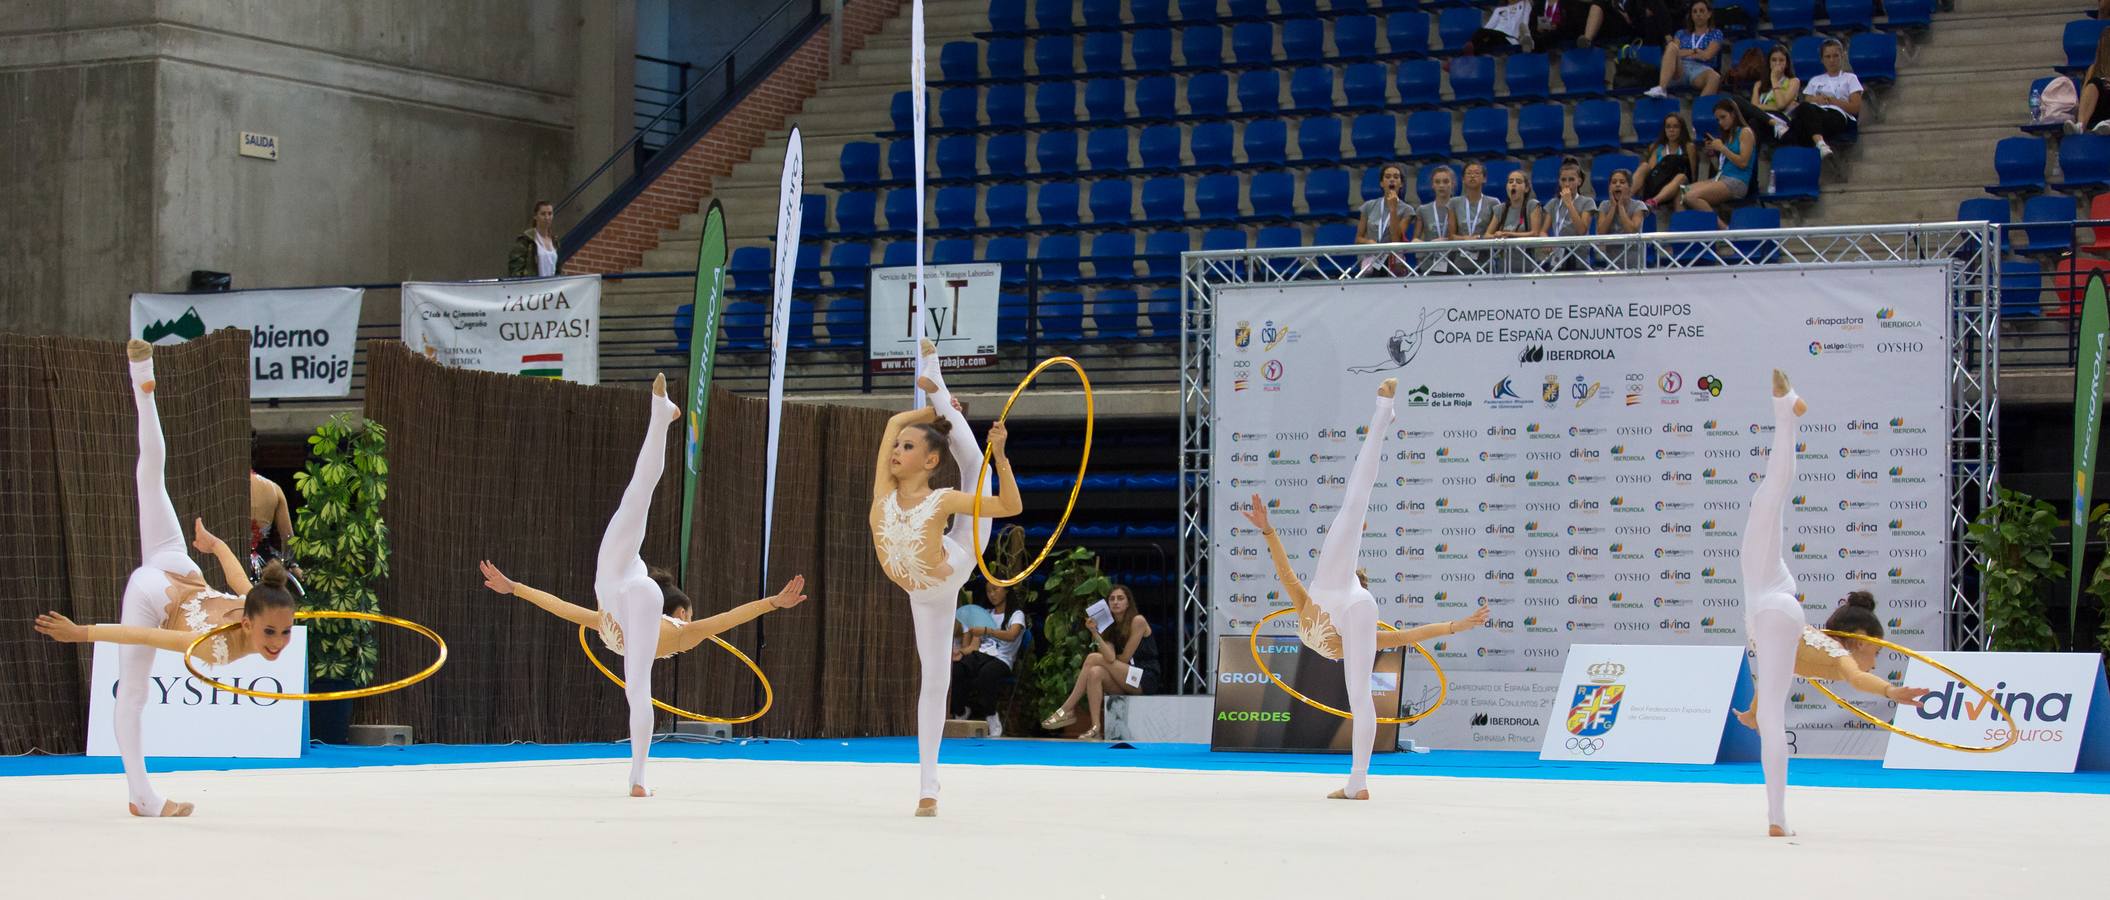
132,288,362,398
400,275,600,384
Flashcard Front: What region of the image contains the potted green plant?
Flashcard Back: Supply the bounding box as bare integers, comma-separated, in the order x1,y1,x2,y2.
1965,486,2061,652
1023,545,1113,729
286,414,389,743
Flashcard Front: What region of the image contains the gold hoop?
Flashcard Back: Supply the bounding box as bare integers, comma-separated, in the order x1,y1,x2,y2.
576,625,774,724
970,355,1095,587
1805,630,2021,754
182,610,447,702
1247,607,1447,724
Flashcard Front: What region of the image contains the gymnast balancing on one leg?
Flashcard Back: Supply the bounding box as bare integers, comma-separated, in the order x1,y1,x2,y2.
1237,378,1490,801
1735,369,1931,837
870,340,1022,817
30,340,300,818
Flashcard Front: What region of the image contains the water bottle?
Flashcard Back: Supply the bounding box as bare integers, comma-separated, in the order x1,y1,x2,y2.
2031,86,2044,124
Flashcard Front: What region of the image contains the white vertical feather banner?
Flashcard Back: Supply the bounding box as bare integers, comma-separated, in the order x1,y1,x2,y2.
910,0,930,408
762,127,804,578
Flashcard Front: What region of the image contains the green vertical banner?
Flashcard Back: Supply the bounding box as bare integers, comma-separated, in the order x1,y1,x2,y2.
680,201,730,578
2071,274,2110,643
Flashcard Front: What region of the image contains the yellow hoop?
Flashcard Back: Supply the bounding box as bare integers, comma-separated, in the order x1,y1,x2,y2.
1247,607,1447,724
576,625,774,724
182,610,447,702
970,355,1095,587
1805,630,2021,754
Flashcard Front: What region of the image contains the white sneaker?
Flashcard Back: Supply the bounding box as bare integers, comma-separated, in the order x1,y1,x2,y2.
1644,86,1668,99
1772,119,1789,139
1813,137,1833,159
986,714,1003,738
2093,120,2110,136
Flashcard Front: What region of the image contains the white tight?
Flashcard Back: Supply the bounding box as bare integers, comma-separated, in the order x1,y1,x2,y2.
921,354,991,556
596,389,679,793
117,354,199,816
1741,391,1804,832
906,538,975,799
1310,394,1395,796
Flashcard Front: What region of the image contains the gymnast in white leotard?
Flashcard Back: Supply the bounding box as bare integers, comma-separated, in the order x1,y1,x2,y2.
1735,369,1931,837
870,340,1022,817
1237,378,1491,800
32,340,301,818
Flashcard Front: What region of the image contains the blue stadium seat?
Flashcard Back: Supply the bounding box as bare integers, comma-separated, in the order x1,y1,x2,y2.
1093,289,1142,339
988,38,1027,80
839,142,880,187
1691,105,1721,142
934,187,977,233
1482,159,1522,196
1037,130,1079,175
1143,230,1189,280
1505,53,1550,100
1326,0,1370,12
1182,25,1226,69
1089,179,1134,223
1134,76,1177,122
2019,194,2078,255
1133,29,1175,72
998,293,1027,343
1336,15,1379,60
1084,78,1126,123
1558,47,1608,97
821,298,868,348
879,241,915,269
1298,116,1344,164
1039,181,1081,226
795,195,826,240
1529,155,1562,200
1343,63,1388,111
794,243,825,292
938,88,979,132
1987,136,2049,195
728,246,770,295
1144,289,1179,335
1138,125,1182,172
1463,107,1510,155
1180,0,1219,23
1313,222,1358,273
1407,109,1453,158
1090,233,1137,283
1763,146,1822,202
988,0,1029,35
1201,227,1247,254
1187,71,1230,118
1517,103,1565,153
1630,96,1683,146
1573,100,1621,150
1035,80,1077,126
1395,58,1442,107
1887,0,1932,30
976,81,1025,124
1238,70,1282,114
2056,134,2110,191
1243,119,1289,166
1249,170,1297,221
890,91,919,134
1191,121,1236,168
1449,55,1496,105
1035,35,1076,79
987,236,1029,286
1083,31,1125,72
1727,206,1783,264
834,191,877,236
1789,35,1825,81
1196,173,1242,222
784,298,818,349
1304,168,1350,218
1034,0,1076,30
1729,37,1770,68
1040,291,1087,340
1590,153,1640,197
1828,0,1875,32
1290,67,1336,111
1363,166,1383,202
1284,20,1326,63
1849,32,1897,86
1957,197,2012,253
1087,128,1130,171
986,133,1026,177
1232,22,1275,66
1665,210,1721,266
936,135,977,181
1350,113,1397,161
1227,0,1269,18
1132,0,1172,26
721,300,767,350
1386,11,1432,57
984,183,1028,231
1768,0,1814,35
1037,234,1084,283
1256,225,1303,250
1436,7,1482,52
2000,259,2044,317
1142,175,1187,222
940,41,979,83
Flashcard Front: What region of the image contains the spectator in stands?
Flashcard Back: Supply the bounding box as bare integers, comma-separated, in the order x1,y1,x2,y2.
1745,44,1801,143
1040,584,1158,740
507,200,557,277
1633,114,1698,212
1596,169,1650,235
1544,158,1596,269
1783,39,1863,159
951,580,1027,737
1357,162,1415,275
1682,98,1756,222
1531,0,1588,52
1645,0,1724,99
2077,29,2110,135
1418,165,1460,273
1490,169,1545,239
1455,161,1502,239
1571,0,1633,49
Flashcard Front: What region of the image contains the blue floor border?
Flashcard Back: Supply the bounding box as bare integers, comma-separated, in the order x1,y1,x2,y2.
6,738,2109,795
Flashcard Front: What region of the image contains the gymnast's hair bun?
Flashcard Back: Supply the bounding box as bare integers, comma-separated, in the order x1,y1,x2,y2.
1844,590,1875,610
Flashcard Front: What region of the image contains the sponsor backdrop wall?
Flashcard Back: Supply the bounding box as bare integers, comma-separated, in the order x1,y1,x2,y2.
1212,266,1951,756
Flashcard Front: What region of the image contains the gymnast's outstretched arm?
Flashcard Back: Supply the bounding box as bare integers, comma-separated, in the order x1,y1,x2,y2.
874,407,939,501
1830,654,1932,706
1377,605,1490,648
481,560,601,628
192,518,252,596
938,422,1022,518
664,576,810,654
35,613,199,655
1241,494,1313,615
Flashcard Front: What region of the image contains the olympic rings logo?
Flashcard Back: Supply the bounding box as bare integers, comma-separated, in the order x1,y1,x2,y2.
1565,737,1606,755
